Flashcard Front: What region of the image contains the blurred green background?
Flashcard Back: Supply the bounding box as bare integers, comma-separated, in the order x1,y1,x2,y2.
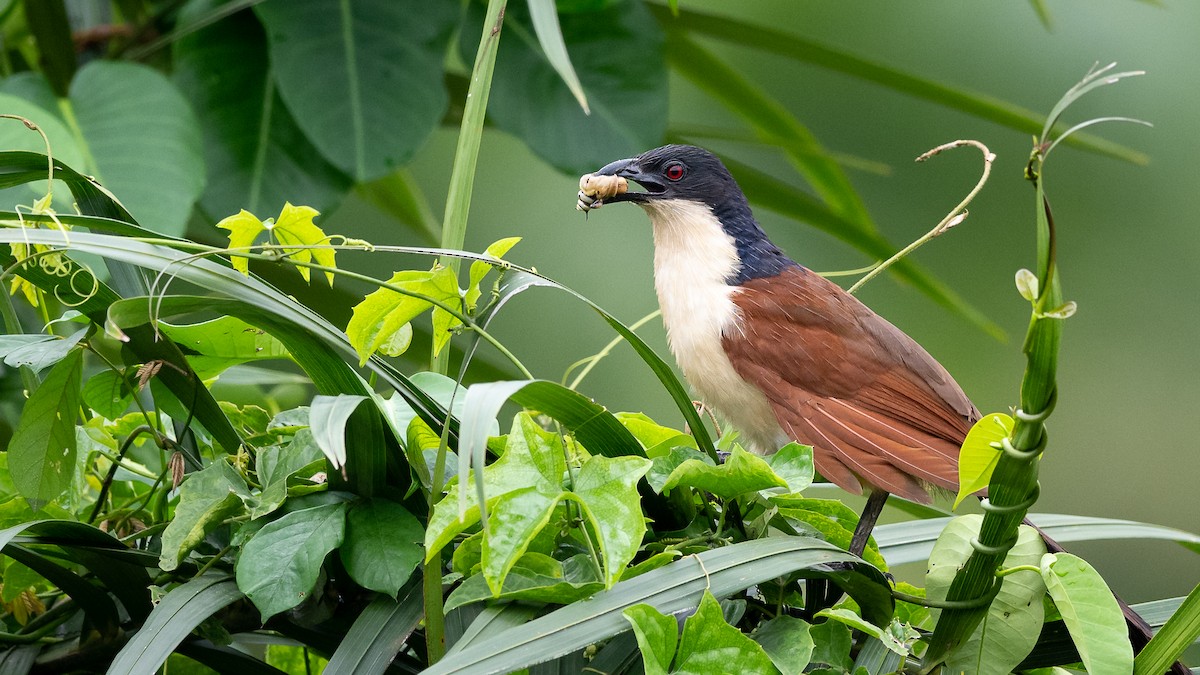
324,1,1198,602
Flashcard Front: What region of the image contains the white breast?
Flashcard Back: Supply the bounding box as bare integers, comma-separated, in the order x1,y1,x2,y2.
641,200,787,454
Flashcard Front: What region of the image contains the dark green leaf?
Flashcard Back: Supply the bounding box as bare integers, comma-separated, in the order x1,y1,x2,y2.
21,0,74,96
8,348,81,509
807,620,853,670
68,61,204,235
323,578,424,675
236,502,347,620
340,499,423,596
108,575,244,675
469,0,667,173
675,591,777,674
159,459,252,571
172,1,350,217
81,369,135,419
255,0,458,180
753,615,814,675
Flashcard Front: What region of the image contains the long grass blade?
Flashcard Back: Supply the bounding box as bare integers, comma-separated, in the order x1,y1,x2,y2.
526,0,589,113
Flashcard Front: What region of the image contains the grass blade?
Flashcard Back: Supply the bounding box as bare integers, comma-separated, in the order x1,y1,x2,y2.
1134,582,1200,675
525,0,589,113
323,577,424,675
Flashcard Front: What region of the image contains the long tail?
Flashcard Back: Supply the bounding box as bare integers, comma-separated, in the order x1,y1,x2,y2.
1025,519,1189,675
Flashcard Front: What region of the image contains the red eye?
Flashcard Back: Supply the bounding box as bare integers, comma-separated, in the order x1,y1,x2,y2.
664,163,686,181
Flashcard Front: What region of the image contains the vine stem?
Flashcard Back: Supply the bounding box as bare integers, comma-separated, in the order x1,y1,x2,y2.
848,140,994,295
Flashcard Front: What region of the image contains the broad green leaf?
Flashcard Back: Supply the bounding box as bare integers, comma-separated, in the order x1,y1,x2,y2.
773,496,887,569
466,236,522,310
807,619,853,670
647,446,711,493
617,412,697,458
8,348,82,509
0,90,85,198
0,327,85,373
955,413,1014,508
345,266,459,365
340,499,423,596
675,591,777,675
108,575,243,675
252,428,324,519
426,413,564,559
159,459,252,571
160,315,290,378
1040,552,1134,675
661,446,785,498
172,1,350,218
623,603,677,675
446,556,603,612
481,485,566,595
236,502,347,620
255,0,458,181
309,394,367,470
571,454,653,587
81,369,135,420
765,442,814,494
945,524,1046,675
68,61,204,235
925,516,1048,674
466,0,667,173
753,615,813,675
816,608,913,657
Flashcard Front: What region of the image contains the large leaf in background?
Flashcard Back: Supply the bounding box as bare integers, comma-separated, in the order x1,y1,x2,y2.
254,0,459,181
0,88,85,204
172,2,351,218
467,0,668,174
67,62,204,235
236,501,347,620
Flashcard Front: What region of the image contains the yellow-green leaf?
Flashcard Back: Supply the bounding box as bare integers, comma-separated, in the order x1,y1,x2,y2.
345,266,459,365
215,209,266,276
954,413,1014,509
466,236,521,310
269,202,335,284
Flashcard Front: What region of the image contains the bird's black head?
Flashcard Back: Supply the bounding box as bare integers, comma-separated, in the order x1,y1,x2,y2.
591,144,797,283
592,145,744,213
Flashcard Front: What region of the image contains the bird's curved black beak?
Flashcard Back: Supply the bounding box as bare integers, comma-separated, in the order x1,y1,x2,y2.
592,157,665,203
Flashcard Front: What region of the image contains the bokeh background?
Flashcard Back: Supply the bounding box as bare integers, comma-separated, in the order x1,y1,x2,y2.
326,1,1198,602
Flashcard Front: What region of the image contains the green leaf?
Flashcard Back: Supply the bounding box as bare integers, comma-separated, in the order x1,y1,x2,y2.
925,516,1047,675
675,591,777,675
571,454,653,587
1040,552,1134,675
254,0,458,181
482,486,566,595
1134,581,1200,675
764,442,814,494
22,0,74,96
268,202,336,284
324,579,424,675
81,369,135,419
469,0,667,173
252,429,324,519
661,446,786,498
807,619,853,670
815,608,909,657
954,413,1014,508
309,394,367,470
159,315,290,378
445,557,604,612
617,412,697,458
7,347,81,509
647,446,711,494
623,603,677,675
345,267,459,365
753,615,813,675
67,61,204,235
108,575,244,675
0,327,85,373
466,236,522,311
159,459,251,571
339,499,423,596
172,1,350,217
0,91,86,195
423,537,892,675
773,496,887,569
526,0,589,112
236,502,347,620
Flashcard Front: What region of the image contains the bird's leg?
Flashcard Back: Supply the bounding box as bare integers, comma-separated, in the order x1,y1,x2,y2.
849,490,890,557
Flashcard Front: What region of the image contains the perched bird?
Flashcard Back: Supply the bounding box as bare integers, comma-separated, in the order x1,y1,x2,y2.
578,144,980,554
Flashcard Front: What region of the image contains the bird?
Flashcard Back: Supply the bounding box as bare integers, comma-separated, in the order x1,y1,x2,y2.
578,145,1187,671
578,144,978,556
